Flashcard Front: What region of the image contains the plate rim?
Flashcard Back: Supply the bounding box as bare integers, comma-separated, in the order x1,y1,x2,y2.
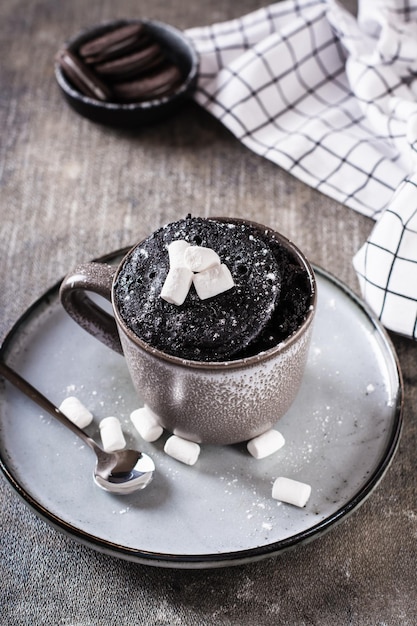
0,250,404,569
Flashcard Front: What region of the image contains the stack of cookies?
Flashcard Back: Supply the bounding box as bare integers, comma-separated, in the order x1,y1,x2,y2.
56,22,183,103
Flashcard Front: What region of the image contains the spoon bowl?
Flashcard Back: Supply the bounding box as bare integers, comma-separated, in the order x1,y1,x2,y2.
94,447,155,494
0,361,155,495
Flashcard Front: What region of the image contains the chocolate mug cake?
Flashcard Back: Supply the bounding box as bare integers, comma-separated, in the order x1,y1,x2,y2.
60,217,316,445
114,216,312,361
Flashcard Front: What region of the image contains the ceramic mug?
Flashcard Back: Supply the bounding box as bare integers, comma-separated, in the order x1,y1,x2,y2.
59,218,316,445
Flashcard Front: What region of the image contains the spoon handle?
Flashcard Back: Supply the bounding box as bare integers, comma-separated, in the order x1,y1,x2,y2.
0,361,98,452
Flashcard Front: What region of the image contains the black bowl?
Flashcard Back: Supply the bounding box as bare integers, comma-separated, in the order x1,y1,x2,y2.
54,18,199,127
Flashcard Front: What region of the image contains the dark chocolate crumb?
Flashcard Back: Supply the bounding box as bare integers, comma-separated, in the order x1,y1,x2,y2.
114,217,285,361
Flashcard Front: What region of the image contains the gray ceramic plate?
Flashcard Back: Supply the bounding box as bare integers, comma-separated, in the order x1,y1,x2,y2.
0,251,403,569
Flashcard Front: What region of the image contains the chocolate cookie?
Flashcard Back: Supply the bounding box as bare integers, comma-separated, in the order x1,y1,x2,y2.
94,43,164,80
111,63,182,101
79,23,148,64
56,49,112,101
114,217,282,361
93,43,164,80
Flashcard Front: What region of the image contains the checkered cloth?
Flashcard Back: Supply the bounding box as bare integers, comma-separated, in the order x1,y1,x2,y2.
186,0,417,340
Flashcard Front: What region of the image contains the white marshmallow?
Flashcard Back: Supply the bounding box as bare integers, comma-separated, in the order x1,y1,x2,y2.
130,406,164,442
272,477,311,508
184,246,221,272
164,435,200,465
247,429,285,459
99,416,126,452
160,266,193,306
167,240,190,268
192,264,235,300
59,396,93,429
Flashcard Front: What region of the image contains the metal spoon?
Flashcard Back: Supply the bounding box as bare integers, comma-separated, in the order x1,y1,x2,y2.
0,361,155,495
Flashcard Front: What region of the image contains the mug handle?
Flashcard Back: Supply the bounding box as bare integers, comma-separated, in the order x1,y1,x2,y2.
59,262,123,354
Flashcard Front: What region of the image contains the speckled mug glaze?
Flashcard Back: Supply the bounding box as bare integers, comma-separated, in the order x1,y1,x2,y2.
59,219,316,445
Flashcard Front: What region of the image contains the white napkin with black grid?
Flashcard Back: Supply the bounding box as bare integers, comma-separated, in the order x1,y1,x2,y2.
186,0,417,340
